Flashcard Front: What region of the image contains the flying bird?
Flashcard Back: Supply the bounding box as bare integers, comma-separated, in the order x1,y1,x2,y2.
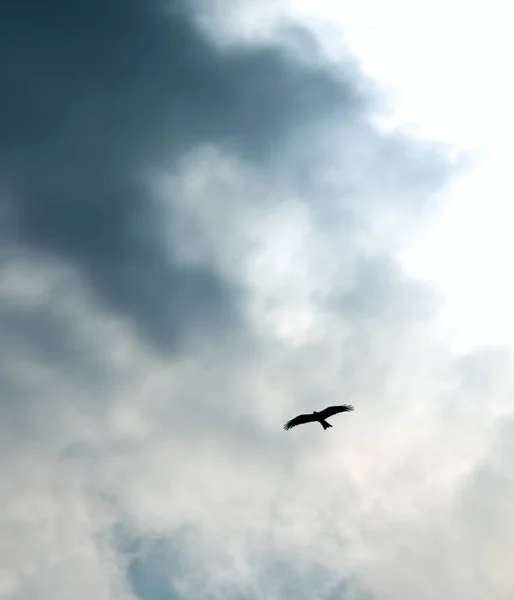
283,404,354,431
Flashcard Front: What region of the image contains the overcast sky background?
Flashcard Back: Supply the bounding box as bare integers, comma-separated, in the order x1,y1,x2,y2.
1,1,514,599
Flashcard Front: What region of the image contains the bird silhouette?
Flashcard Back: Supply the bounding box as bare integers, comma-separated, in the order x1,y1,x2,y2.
283,404,354,431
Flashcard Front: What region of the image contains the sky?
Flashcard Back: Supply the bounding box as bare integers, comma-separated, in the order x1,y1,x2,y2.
1,1,514,599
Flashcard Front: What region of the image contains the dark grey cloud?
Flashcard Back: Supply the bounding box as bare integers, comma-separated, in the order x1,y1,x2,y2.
0,0,365,352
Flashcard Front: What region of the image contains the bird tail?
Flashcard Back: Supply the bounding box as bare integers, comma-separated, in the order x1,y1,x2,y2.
320,420,332,430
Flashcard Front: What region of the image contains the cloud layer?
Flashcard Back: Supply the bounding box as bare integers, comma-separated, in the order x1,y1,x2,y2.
1,2,513,600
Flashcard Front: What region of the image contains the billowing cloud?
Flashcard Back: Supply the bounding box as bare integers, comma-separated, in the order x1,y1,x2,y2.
1,2,511,600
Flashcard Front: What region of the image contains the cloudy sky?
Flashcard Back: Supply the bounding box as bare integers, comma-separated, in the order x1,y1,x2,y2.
1,1,514,599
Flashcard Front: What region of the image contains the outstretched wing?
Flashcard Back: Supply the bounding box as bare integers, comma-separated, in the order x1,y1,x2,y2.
319,404,354,419
283,413,316,430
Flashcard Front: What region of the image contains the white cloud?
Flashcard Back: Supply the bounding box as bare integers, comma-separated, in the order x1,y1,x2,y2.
2,147,511,600
285,0,514,353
